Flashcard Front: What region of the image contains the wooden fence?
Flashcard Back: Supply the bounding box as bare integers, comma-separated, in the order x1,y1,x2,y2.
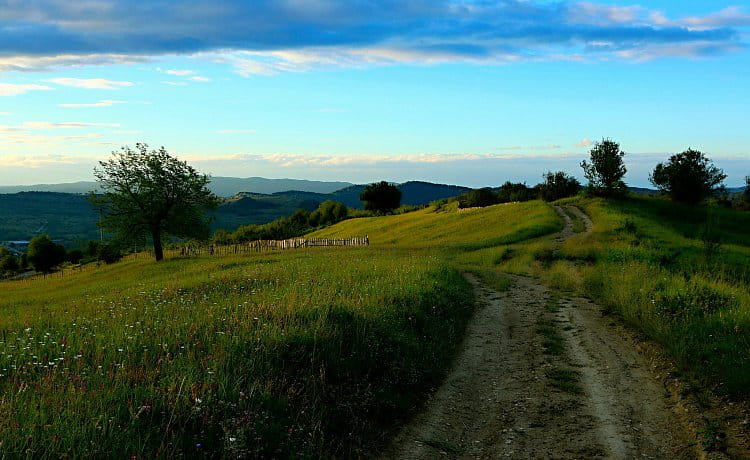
2,236,369,285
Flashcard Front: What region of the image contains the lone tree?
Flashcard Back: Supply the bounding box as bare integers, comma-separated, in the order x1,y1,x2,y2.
93,143,219,261
27,234,66,272
537,171,581,202
360,181,402,214
649,148,726,205
580,138,627,197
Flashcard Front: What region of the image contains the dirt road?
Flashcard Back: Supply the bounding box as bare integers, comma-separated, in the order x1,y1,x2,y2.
384,205,695,459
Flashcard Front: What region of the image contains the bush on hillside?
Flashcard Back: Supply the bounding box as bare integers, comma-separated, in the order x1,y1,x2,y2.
27,234,66,273
0,248,19,273
309,200,348,227
458,188,498,208
497,181,536,203
538,171,581,202
360,181,401,214
580,138,628,197
650,149,726,205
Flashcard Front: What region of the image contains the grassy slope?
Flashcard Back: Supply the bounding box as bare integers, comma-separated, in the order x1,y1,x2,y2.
543,196,750,395
0,200,560,457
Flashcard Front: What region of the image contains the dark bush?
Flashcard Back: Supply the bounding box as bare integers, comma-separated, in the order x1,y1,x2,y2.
27,234,66,272
66,249,84,264
360,181,402,214
650,149,726,205
537,171,581,202
497,182,535,203
458,188,498,208
97,243,123,264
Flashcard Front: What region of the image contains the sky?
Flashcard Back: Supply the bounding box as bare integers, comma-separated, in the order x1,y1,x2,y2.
0,0,749,188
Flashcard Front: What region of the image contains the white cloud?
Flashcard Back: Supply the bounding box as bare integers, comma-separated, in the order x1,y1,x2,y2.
0,112,11,116
189,76,212,82
162,81,188,86
49,78,135,90
0,54,149,73
59,99,127,108
20,121,121,129
576,138,593,147
0,83,53,96
165,69,195,76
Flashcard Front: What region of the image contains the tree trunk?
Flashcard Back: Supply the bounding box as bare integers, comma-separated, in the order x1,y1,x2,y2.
152,227,164,262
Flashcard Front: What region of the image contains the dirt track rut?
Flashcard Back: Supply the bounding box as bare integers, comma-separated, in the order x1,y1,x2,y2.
384,205,695,459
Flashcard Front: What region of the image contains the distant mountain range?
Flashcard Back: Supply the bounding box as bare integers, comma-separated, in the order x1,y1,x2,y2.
0,181,471,244
0,177,354,197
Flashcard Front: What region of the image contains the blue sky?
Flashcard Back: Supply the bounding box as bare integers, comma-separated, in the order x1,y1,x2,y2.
0,0,748,187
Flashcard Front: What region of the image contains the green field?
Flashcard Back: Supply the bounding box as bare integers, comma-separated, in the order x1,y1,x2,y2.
2,196,749,456
0,200,559,457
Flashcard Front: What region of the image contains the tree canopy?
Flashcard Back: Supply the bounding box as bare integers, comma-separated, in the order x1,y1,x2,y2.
649,149,726,205
27,234,66,273
359,181,402,214
538,171,581,202
92,144,219,261
580,138,627,197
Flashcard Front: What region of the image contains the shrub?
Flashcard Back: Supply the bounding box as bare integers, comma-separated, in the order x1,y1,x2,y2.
458,188,498,208
359,181,402,214
66,249,84,264
537,171,581,202
497,182,535,203
650,149,726,205
309,201,348,227
97,243,123,264
27,234,66,272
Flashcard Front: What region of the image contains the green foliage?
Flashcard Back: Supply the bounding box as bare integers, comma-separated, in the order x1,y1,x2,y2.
65,249,84,264
215,200,350,244
359,181,402,213
0,247,19,273
649,148,726,205
538,171,581,202
457,188,497,208
497,181,536,203
27,234,66,272
92,143,219,261
580,138,627,197
308,200,348,227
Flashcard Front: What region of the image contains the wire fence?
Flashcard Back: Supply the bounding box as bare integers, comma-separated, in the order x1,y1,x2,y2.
2,236,369,286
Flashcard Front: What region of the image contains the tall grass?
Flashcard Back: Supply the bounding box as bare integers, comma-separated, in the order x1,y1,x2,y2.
0,249,473,456
0,200,563,456
544,196,750,395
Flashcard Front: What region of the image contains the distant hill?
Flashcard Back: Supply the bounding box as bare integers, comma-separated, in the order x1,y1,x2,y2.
0,177,353,197
0,181,470,244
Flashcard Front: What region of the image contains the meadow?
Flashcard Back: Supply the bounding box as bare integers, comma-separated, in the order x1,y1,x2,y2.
538,196,750,395
0,200,559,457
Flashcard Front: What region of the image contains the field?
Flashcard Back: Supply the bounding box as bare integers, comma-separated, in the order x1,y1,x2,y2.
0,200,559,456
3,195,749,456
539,196,750,394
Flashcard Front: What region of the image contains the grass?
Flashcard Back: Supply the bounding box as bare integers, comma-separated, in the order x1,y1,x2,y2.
542,195,750,395
0,199,561,457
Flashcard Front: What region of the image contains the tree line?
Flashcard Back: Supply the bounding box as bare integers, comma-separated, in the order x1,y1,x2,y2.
457,138,738,208
2,140,746,276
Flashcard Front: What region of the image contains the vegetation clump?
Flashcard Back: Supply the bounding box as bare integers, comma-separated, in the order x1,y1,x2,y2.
92,143,219,261
580,138,627,197
360,181,402,214
650,148,726,205
538,171,581,202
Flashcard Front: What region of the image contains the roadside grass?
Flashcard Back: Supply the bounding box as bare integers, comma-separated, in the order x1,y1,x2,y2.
540,195,750,395
537,318,564,356
0,200,562,457
564,207,586,233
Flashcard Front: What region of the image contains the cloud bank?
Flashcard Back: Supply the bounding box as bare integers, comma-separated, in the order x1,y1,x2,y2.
0,1,747,73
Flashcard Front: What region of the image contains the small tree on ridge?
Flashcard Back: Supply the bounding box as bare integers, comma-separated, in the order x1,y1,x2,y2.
649,148,726,205
360,181,402,214
580,138,627,197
